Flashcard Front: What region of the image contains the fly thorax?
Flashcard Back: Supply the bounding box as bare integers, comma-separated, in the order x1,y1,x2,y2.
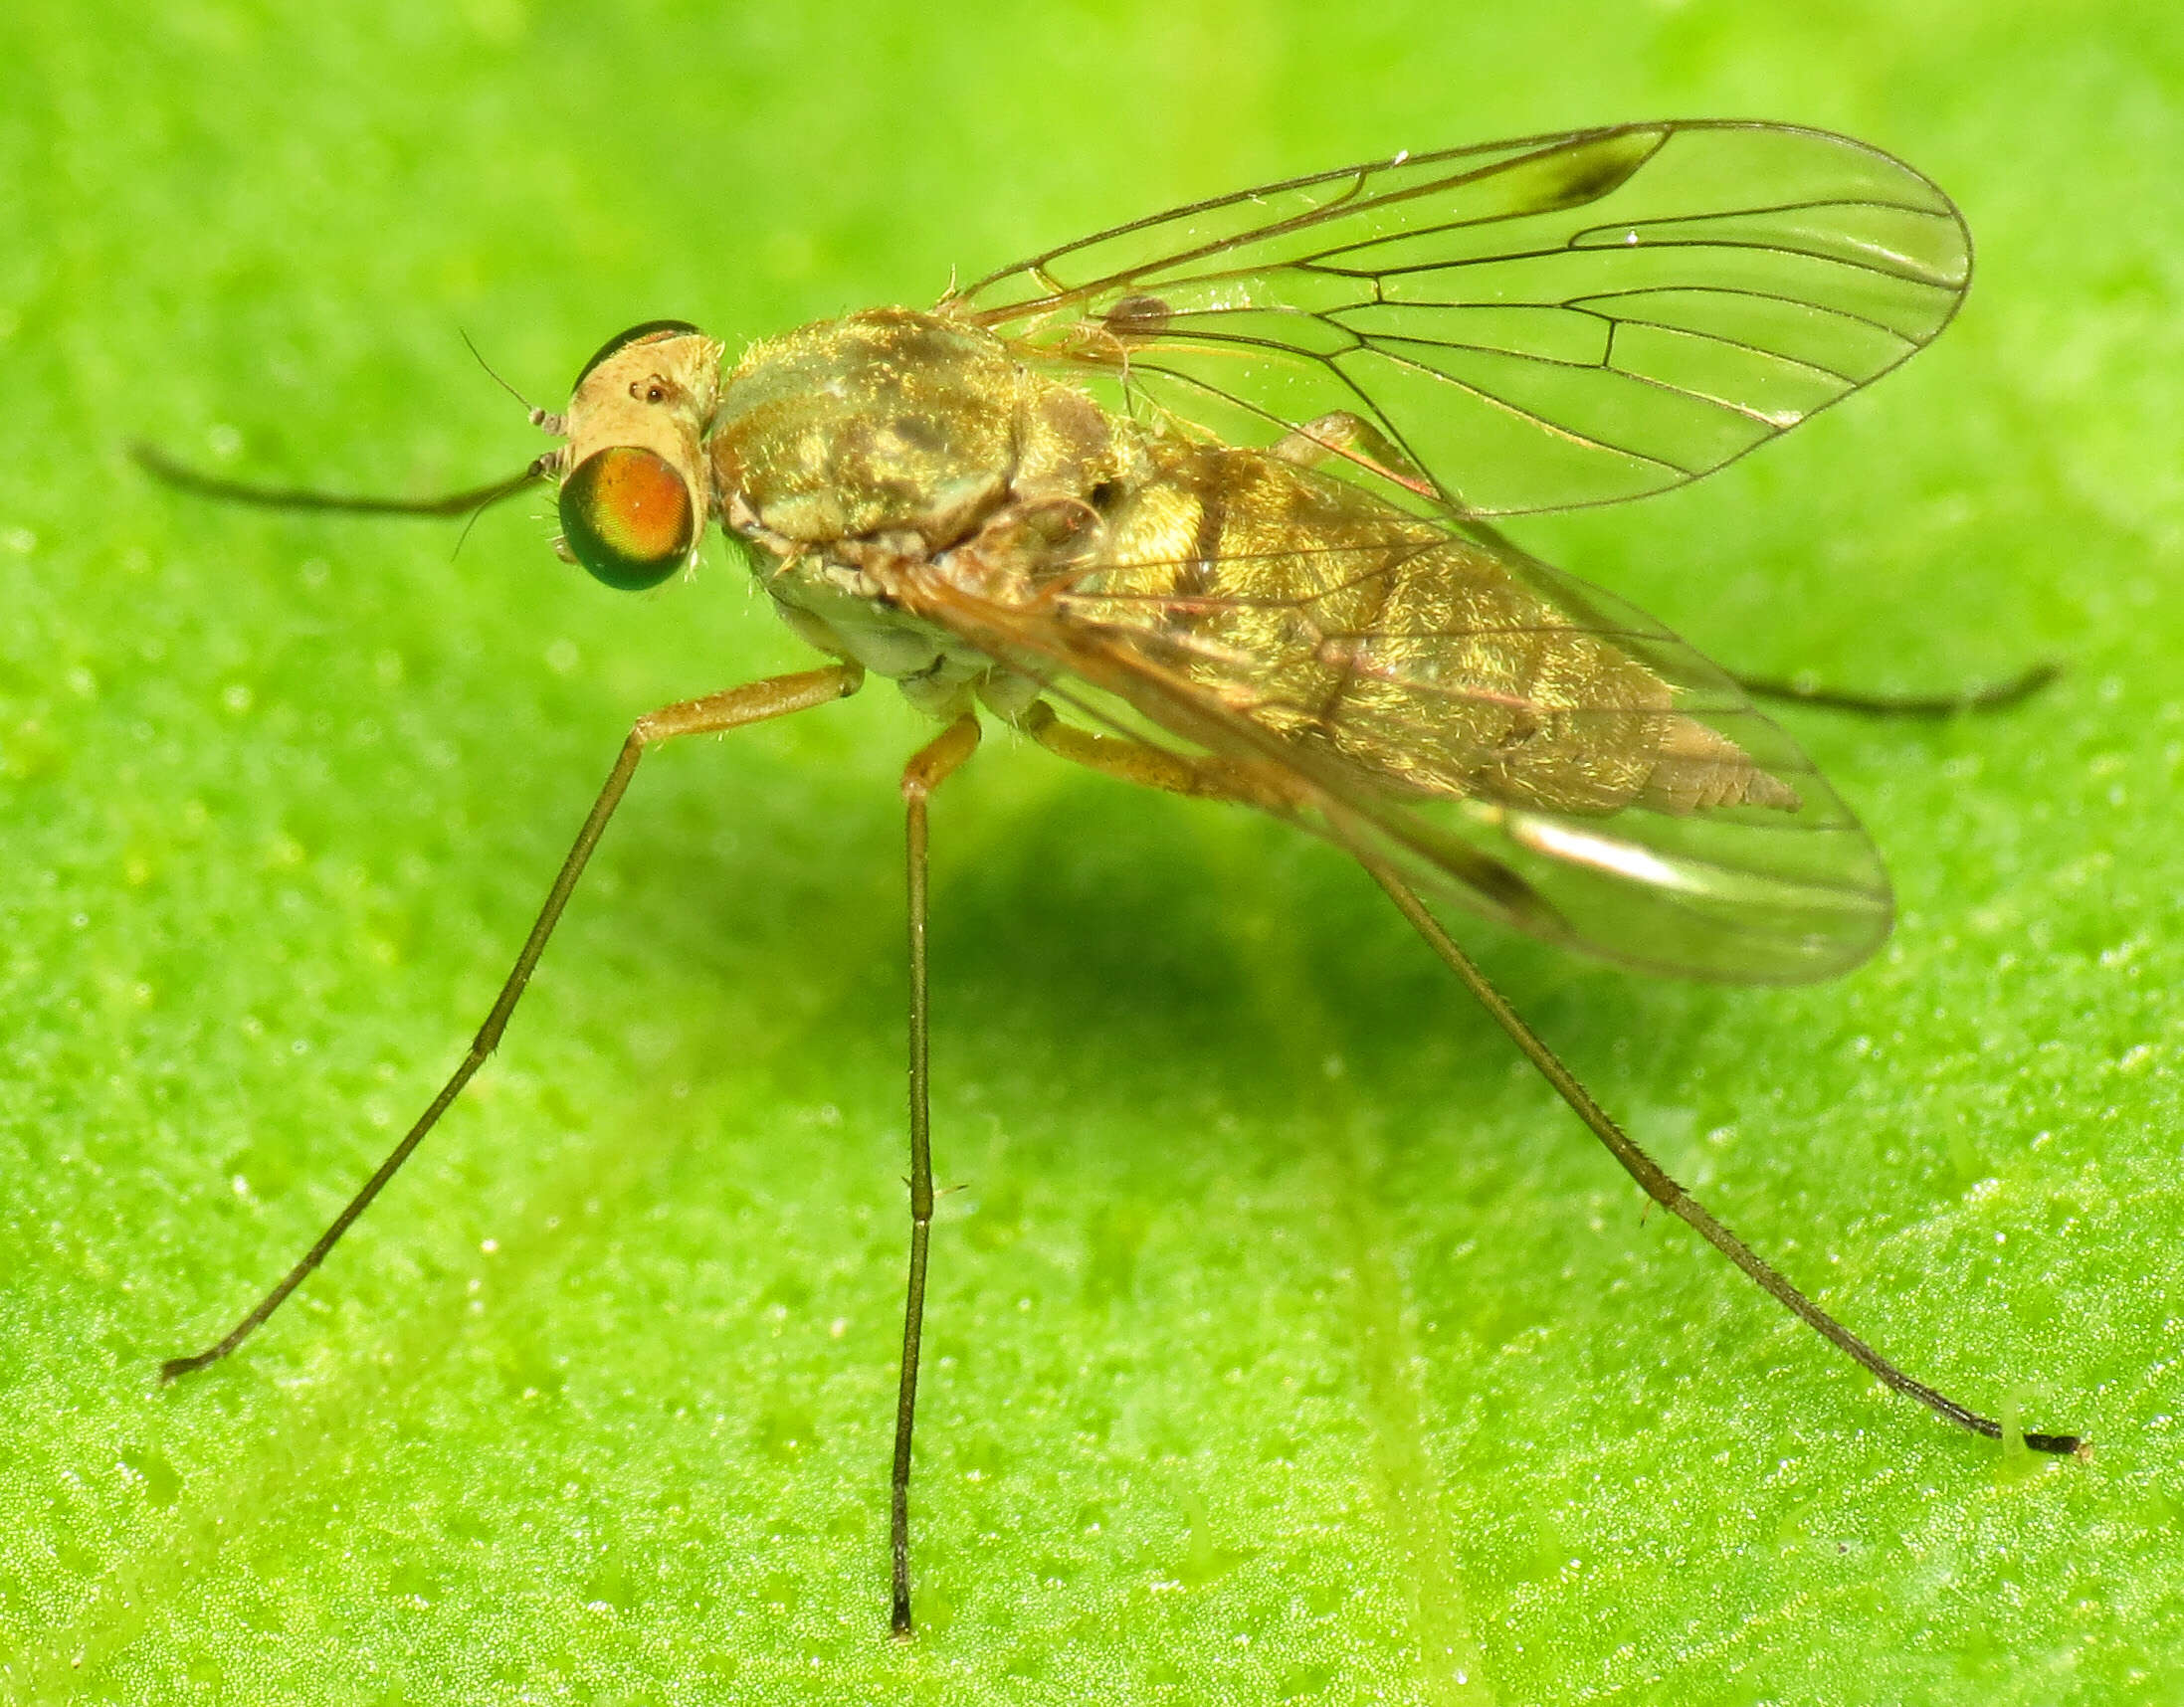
929,371,1152,606
707,306,1144,705
708,307,1024,553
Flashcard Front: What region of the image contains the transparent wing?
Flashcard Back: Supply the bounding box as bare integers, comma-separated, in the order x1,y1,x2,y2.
947,121,1968,517
899,528,1891,983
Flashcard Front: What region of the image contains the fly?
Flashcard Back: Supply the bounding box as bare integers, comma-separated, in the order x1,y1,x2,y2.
135,119,2082,1637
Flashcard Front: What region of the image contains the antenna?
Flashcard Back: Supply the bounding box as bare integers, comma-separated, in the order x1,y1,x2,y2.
461,328,561,433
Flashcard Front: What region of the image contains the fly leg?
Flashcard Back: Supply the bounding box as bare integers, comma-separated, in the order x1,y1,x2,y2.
1016,701,1300,812
1729,661,2061,717
1359,856,2085,1458
160,662,866,1382
1022,698,2083,1457
1454,502,2061,717
892,711,982,1637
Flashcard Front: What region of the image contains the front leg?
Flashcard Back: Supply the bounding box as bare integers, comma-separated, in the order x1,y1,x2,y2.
161,664,867,1381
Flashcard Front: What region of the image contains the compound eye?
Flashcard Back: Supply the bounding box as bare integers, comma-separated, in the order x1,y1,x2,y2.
557,447,695,591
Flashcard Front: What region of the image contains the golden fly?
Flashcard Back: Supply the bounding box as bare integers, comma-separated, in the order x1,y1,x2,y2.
135,119,2082,1636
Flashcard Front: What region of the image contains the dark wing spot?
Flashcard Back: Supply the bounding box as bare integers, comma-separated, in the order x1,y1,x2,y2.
1101,293,1173,337
1536,129,1660,211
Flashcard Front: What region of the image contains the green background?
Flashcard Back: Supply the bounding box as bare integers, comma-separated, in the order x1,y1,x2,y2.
3,1,2178,1701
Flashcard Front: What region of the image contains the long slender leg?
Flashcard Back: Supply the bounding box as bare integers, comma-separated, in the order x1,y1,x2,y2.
1359,857,2084,1457
1732,660,2060,717
161,662,865,1382
1449,504,2058,721
891,712,982,1637
1023,706,2083,1458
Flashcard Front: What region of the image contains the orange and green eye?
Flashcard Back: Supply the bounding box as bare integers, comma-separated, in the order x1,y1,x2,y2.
558,447,696,590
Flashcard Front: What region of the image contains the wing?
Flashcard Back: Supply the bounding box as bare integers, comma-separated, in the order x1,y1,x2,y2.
897,527,1891,984
947,121,1968,517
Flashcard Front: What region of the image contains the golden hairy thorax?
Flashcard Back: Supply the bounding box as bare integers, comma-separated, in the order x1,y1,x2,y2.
709,307,1787,820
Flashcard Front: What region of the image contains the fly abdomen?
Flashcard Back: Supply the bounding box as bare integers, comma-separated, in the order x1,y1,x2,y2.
1080,440,1791,819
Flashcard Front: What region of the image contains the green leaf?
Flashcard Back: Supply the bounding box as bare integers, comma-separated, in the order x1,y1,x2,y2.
3,2,2179,1701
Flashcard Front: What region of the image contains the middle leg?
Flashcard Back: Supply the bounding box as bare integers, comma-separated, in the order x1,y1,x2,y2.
890,710,982,1636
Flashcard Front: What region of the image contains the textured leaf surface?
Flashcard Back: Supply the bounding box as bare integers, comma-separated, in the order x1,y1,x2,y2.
1,2,2179,1702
